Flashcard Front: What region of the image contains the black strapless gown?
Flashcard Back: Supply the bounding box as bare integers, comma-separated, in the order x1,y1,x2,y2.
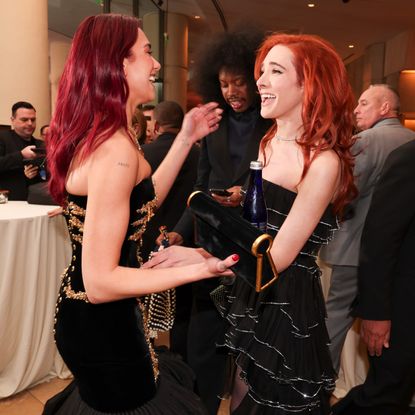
43,179,207,414
221,181,338,414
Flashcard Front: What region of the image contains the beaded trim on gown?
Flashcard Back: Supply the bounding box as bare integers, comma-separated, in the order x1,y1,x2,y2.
220,180,338,414
43,179,207,415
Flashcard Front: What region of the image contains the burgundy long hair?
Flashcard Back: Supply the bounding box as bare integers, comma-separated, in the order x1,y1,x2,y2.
255,34,357,217
47,14,140,205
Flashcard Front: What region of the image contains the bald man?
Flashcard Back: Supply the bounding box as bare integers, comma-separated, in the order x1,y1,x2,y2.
354,83,401,131
320,84,415,375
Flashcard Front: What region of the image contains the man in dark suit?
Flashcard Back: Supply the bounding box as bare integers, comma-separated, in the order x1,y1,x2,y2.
142,100,199,243
332,139,415,415
0,101,44,200
160,29,271,414
141,100,199,360
319,85,415,373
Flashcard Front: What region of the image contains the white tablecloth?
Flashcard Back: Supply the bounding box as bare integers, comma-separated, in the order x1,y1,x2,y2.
0,202,72,398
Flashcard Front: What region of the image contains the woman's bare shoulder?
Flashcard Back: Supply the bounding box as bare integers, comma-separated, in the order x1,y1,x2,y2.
94,131,138,163
297,149,340,194
311,148,340,174
72,133,138,191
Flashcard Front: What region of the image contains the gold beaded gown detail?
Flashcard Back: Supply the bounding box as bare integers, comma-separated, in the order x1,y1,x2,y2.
43,179,207,415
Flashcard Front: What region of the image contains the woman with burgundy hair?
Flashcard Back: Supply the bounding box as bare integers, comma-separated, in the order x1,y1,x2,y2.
219,33,357,414
43,13,238,415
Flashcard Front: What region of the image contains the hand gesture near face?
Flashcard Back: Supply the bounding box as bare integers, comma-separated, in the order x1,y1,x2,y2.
180,102,223,145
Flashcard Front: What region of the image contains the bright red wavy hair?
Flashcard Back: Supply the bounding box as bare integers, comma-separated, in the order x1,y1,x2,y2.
255,34,357,217
47,14,140,205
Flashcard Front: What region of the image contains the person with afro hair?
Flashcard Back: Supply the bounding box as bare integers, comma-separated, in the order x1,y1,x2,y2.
160,27,272,414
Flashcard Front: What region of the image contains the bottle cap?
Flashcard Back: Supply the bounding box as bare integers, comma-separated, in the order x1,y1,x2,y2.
250,160,263,170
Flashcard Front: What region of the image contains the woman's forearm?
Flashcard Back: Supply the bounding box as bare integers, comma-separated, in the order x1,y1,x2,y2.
152,131,193,205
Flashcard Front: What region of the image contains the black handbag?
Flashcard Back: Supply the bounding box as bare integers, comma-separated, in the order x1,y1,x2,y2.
187,191,278,292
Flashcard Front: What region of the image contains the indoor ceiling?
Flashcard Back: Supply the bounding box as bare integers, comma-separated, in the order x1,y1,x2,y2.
48,0,415,66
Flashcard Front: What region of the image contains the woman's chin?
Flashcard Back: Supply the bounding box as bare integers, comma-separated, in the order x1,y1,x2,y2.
136,89,155,105
260,107,275,119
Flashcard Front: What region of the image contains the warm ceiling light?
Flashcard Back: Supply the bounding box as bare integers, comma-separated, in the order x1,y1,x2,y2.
348,44,355,48
307,3,315,7
401,70,415,73
194,15,201,19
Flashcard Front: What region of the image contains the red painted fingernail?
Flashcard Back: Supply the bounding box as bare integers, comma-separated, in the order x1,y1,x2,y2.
232,254,239,261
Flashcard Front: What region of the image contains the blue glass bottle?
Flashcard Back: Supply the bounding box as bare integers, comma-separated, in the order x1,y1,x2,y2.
39,166,47,181
242,160,267,232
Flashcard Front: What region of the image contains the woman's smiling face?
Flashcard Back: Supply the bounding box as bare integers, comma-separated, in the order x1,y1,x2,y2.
124,28,161,105
256,44,304,121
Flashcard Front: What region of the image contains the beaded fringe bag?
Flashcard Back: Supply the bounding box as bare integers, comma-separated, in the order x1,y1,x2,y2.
142,226,176,339
142,289,176,338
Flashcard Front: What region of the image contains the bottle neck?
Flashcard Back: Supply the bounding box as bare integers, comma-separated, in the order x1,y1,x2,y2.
249,168,263,189
243,167,267,231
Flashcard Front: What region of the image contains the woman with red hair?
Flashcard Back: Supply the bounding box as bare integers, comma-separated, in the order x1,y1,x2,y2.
219,34,357,414
43,13,238,415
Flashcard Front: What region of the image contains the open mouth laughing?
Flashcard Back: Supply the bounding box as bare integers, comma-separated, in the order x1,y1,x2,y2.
260,93,277,105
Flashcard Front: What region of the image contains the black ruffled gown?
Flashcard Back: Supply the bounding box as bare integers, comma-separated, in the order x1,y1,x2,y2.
43,179,207,414
221,181,338,414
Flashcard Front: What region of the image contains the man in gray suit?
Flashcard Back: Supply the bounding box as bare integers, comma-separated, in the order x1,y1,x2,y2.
319,84,415,372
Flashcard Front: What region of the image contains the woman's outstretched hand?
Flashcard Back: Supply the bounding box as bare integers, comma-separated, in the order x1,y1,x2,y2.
48,206,63,217
142,246,239,278
180,102,223,144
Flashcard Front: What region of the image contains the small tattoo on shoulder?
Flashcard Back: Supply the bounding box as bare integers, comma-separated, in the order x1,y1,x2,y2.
117,161,129,168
